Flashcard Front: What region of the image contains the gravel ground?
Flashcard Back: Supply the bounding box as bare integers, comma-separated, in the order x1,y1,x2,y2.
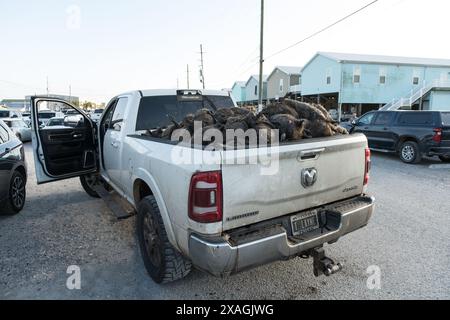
0,144,449,300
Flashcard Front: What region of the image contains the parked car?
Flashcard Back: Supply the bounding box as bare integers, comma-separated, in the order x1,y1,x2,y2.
90,109,104,122
350,111,450,164
0,120,27,215
21,112,32,127
45,117,66,127
37,111,57,127
29,90,374,284
2,118,32,142
0,109,21,119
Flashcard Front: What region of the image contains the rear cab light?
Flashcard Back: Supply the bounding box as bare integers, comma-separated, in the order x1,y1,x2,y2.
189,171,223,223
433,128,443,143
364,148,371,186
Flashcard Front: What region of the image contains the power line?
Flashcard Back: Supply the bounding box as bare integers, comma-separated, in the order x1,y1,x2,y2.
265,0,380,60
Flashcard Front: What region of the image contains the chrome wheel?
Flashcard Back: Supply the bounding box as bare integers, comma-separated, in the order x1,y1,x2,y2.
143,213,162,267
401,145,415,162
11,175,25,209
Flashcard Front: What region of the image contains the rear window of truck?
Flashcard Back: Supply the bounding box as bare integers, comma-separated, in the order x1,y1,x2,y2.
135,95,234,130
397,112,433,126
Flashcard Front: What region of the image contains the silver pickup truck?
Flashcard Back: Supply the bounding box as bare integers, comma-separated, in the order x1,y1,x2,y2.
30,90,375,284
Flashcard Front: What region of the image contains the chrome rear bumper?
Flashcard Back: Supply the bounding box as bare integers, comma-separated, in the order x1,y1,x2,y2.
189,196,375,277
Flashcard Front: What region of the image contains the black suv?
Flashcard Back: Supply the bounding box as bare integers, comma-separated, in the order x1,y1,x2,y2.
350,111,450,164
0,120,27,214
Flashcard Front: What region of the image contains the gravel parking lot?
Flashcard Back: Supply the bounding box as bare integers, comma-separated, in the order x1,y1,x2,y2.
0,143,449,300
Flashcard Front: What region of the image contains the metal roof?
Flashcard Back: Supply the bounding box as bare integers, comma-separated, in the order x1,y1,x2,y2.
318,52,450,67
274,66,302,75
246,75,268,86
232,81,246,89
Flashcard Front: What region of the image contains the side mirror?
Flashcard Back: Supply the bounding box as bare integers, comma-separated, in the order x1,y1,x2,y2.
351,120,357,126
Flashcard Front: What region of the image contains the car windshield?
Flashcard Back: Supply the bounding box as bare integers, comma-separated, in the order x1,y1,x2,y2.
0,111,11,118
135,95,234,130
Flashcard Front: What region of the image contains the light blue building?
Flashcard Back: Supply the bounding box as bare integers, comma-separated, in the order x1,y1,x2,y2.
231,81,246,104
243,75,268,104
301,52,450,116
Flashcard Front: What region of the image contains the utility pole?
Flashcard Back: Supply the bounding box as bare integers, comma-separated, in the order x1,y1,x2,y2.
69,85,72,99
258,0,265,112
46,76,49,96
199,44,206,89
177,77,179,89
186,64,190,89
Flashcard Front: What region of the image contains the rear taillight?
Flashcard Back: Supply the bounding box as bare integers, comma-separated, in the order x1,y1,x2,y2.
188,171,223,223
433,128,442,143
364,148,371,186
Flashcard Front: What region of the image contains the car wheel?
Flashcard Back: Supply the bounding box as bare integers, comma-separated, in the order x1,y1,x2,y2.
399,141,422,164
439,155,450,163
80,174,100,198
137,195,191,284
1,170,26,215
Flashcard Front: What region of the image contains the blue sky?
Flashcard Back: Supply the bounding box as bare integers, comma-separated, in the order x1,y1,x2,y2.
1,0,450,103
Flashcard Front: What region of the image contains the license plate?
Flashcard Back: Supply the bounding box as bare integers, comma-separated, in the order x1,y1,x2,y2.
291,211,319,236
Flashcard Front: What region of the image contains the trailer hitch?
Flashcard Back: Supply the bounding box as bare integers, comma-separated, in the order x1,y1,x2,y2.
309,247,343,277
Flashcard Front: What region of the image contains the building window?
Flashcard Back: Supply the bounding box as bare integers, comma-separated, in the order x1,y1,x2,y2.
326,68,331,85
353,66,361,84
279,79,284,92
380,75,386,84
413,77,419,85
254,85,258,95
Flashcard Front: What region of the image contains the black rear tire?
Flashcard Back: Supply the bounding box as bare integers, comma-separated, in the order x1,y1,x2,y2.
137,195,191,284
439,155,450,163
80,175,100,198
1,170,26,215
399,141,422,164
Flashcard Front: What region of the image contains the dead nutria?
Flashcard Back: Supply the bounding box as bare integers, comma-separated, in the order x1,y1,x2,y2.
230,107,253,117
214,108,235,124
180,113,195,134
284,99,329,123
161,124,179,140
224,116,249,131
254,114,277,144
269,114,306,141
311,103,337,123
303,119,335,138
330,123,349,135
261,102,299,119
146,127,164,138
194,108,215,127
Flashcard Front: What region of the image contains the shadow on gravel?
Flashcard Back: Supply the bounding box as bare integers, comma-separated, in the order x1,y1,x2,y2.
371,151,441,167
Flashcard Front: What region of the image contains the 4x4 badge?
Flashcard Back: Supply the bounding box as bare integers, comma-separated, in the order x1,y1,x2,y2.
301,168,318,188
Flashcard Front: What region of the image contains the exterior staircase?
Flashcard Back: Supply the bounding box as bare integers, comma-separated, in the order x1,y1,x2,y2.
381,79,450,111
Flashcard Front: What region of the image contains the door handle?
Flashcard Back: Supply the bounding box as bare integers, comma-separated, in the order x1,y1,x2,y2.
73,134,83,139
111,141,119,148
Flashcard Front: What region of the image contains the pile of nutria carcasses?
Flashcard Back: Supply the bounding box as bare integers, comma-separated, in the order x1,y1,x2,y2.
146,99,348,146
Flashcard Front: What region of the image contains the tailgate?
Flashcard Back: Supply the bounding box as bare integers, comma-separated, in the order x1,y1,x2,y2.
221,134,368,231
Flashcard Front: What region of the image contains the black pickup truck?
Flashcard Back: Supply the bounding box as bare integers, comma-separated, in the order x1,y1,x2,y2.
350,111,450,164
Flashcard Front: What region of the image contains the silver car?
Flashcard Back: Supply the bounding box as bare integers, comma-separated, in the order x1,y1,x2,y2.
2,118,32,142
